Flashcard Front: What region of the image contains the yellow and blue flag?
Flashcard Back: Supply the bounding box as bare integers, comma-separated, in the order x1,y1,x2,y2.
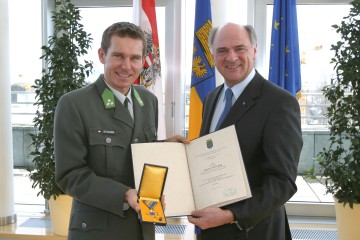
188,0,215,140
269,0,301,99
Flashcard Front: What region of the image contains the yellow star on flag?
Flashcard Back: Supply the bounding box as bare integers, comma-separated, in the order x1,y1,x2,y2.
274,20,280,30
286,46,291,53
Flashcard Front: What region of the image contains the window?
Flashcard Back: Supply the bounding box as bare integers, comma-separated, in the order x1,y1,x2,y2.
255,0,351,218
265,4,351,130
9,0,42,126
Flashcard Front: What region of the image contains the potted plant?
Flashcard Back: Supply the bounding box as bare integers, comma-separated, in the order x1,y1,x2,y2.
317,0,360,238
29,0,93,236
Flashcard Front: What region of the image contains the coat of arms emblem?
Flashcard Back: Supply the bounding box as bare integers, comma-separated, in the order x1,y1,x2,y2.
206,139,213,149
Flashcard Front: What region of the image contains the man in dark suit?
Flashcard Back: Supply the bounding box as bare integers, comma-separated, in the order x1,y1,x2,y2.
188,23,303,240
54,22,187,240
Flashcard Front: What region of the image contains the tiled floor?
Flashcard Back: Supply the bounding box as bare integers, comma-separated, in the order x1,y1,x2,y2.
290,175,333,203
0,169,337,240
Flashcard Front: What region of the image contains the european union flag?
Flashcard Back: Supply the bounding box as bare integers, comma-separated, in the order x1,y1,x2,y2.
269,0,301,99
188,0,216,140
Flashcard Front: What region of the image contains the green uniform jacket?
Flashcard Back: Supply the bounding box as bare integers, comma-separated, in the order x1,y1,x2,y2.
54,75,158,240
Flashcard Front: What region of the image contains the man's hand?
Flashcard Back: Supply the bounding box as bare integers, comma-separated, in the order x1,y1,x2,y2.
124,189,140,213
187,207,234,230
164,135,190,144
161,195,166,211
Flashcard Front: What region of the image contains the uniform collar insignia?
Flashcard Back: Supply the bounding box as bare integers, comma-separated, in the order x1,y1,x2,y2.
102,88,115,109
133,88,144,107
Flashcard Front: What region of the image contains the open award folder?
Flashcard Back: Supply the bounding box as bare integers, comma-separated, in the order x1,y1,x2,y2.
131,125,252,217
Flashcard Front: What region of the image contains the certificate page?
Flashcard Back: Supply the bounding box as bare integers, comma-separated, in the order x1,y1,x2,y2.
185,125,252,210
131,142,195,216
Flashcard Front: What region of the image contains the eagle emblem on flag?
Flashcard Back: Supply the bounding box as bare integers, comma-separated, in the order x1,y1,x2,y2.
139,30,161,88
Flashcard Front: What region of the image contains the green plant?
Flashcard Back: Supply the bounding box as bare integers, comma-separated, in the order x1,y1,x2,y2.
303,159,316,180
29,0,93,200
317,0,360,208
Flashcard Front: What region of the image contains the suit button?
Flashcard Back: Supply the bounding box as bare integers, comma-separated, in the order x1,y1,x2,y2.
81,222,87,229
106,137,111,144
134,138,139,143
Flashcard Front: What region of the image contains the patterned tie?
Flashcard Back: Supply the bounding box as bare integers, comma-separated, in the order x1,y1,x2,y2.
215,88,233,130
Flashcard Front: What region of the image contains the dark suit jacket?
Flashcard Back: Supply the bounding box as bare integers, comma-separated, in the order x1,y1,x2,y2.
199,71,303,240
54,75,158,240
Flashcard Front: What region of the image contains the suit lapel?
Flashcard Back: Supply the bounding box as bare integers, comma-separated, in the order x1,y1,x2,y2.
218,72,263,129
201,86,223,135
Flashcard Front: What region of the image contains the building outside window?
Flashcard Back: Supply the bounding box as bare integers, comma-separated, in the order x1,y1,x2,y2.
9,0,41,126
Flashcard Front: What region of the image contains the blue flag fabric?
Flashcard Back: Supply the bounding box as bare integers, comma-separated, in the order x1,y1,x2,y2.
269,0,301,99
188,0,216,140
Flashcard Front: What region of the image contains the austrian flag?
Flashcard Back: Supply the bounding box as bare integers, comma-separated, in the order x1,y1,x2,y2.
133,0,166,139
133,0,161,87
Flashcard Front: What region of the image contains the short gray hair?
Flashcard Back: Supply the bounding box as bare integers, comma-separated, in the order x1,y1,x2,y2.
208,24,257,53
245,25,258,47
208,27,218,53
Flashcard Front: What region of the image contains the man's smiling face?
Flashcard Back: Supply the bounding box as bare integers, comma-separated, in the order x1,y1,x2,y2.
98,35,145,95
212,23,257,87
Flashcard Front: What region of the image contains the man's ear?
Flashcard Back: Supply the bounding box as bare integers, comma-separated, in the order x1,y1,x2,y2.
98,48,106,64
253,45,257,60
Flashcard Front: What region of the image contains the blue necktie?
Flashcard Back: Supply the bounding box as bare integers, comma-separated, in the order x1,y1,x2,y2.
195,90,233,236
215,88,233,130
